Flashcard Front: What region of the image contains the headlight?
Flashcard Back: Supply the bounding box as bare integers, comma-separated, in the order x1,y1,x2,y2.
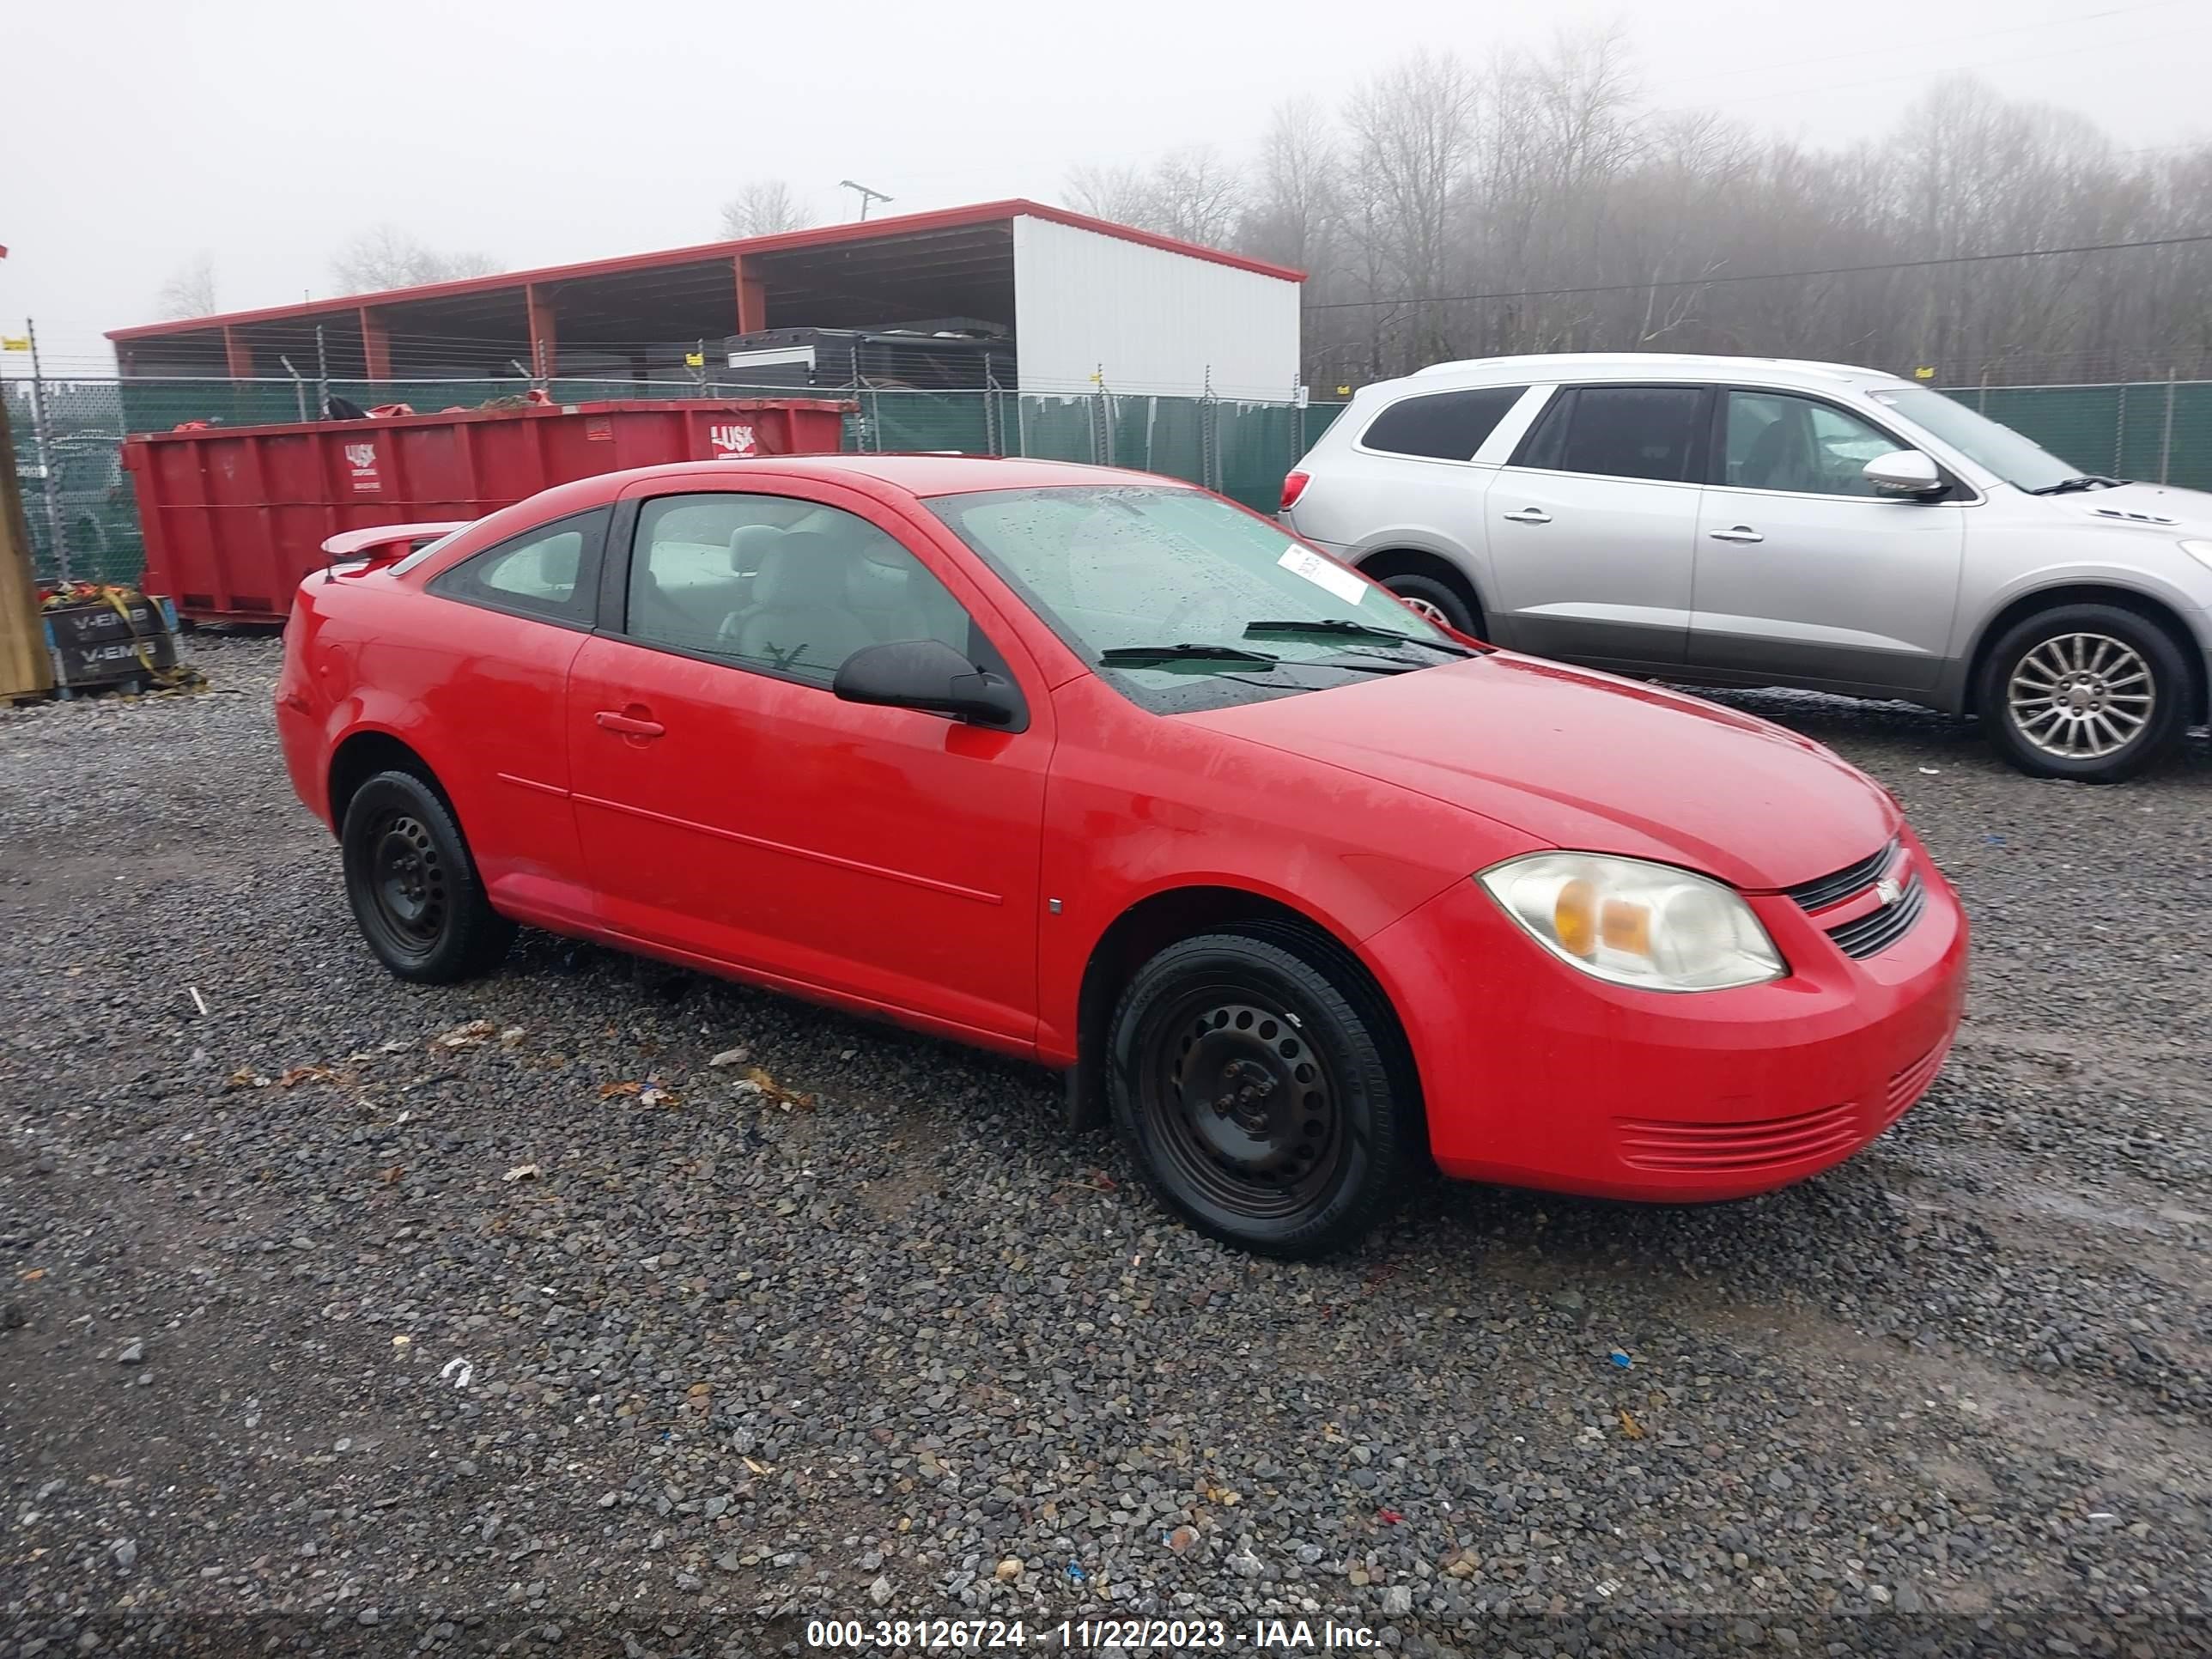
1477,853,1786,992
2179,539,2212,574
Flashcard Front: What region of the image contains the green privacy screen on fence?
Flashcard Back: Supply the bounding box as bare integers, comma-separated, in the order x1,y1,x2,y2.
8,374,2212,586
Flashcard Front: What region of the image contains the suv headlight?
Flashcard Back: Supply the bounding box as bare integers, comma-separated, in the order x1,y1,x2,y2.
1478,853,1786,992
2179,539,2212,574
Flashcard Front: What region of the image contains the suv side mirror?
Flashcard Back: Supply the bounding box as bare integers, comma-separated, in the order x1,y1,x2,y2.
833,638,1024,728
1864,449,1948,498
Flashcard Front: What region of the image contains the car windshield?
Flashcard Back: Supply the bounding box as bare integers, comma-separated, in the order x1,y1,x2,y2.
927,483,1464,712
1865,385,2082,492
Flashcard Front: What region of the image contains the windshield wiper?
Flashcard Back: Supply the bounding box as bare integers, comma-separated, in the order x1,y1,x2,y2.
1243,617,1474,656
1099,643,1279,668
2027,474,2126,495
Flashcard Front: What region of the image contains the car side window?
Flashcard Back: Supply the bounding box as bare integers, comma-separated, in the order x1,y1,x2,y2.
623,492,979,688
1724,391,1904,496
1360,386,1528,461
1514,386,1708,483
428,508,607,626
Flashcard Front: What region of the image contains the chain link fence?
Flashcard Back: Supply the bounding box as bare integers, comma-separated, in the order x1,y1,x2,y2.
8,371,2210,586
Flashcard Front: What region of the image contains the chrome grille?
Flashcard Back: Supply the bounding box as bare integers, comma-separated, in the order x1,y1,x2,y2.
1784,838,1900,912
1826,875,1927,959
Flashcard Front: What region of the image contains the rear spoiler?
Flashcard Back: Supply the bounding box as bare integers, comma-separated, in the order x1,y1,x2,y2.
320,520,471,576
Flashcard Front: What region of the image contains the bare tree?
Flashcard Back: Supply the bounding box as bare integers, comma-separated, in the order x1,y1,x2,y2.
719,180,811,239
331,227,501,294
155,253,217,320
1060,54,2212,387
1343,49,1479,366
1064,162,1159,227
1240,98,1340,270
1146,146,1245,246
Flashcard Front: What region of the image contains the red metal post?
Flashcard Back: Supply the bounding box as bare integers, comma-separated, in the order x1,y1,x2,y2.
360,308,392,383
224,326,255,381
526,284,557,379
734,256,767,336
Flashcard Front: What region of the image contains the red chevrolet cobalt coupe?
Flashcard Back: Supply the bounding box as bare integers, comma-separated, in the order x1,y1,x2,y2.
277,456,1966,1256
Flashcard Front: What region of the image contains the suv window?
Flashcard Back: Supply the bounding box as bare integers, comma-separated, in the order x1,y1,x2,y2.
623,492,975,687
1359,386,1527,461
428,508,607,626
1725,391,1904,496
1515,386,1708,483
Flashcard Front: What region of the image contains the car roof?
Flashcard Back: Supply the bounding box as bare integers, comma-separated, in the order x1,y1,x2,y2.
1394,352,1909,392
598,453,1178,498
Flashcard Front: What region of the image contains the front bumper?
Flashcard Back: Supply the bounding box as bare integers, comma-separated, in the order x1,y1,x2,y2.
1364,830,1969,1201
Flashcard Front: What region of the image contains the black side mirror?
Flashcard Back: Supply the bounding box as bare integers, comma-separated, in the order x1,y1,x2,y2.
832,639,1024,728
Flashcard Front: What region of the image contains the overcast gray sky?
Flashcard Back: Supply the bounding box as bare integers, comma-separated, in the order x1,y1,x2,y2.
5,0,2208,368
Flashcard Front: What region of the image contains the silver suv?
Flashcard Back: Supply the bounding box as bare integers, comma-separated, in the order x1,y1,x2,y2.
1283,353,2212,781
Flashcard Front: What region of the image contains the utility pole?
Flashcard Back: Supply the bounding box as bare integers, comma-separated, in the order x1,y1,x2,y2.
839,179,892,222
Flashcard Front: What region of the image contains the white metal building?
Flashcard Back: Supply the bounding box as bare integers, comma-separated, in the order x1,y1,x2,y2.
112,199,1307,402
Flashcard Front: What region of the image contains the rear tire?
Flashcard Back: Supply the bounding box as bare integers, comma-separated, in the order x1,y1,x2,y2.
1979,604,2191,782
1107,926,1416,1258
1375,571,1480,635
340,770,514,982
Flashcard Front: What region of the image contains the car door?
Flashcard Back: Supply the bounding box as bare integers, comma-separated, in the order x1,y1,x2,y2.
1301,384,1529,604
1483,383,1712,669
564,480,1053,1047
1688,388,1966,693
407,507,608,926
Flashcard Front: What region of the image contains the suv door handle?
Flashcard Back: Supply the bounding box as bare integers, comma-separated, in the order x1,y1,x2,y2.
1708,526,1765,543
1501,507,1552,525
595,709,665,738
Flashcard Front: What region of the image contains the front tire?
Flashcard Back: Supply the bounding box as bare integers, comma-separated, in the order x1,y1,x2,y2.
1107,926,1416,1258
340,770,514,982
1979,604,2191,782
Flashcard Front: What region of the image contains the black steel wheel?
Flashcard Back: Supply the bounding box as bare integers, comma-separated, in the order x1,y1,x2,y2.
1979,603,2191,783
340,769,514,982
1109,925,1416,1257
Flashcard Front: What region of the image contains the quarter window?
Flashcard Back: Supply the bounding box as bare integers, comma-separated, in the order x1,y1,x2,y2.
428,509,606,625
1360,386,1528,461
1724,391,1905,496
623,493,977,687
1516,386,1708,483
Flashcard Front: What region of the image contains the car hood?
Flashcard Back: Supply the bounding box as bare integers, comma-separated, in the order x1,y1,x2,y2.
2056,479,2212,536
1183,652,1899,891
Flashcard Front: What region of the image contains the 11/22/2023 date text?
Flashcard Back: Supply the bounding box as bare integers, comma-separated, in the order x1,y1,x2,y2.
805,1617,1381,1650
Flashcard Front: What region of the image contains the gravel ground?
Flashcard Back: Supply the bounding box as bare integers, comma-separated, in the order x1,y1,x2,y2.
3,635,2209,1659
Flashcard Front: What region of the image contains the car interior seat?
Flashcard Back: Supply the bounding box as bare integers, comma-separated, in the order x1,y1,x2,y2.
1741,409,1813,491
536,532,580,596
728,523,785,577
725,532,877,678
846,548,940,646
628,562,714,651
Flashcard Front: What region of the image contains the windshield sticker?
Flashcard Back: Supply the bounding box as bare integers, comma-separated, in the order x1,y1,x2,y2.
1278,544,1368,606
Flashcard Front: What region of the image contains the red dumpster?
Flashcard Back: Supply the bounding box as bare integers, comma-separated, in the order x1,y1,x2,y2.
124,398,852,622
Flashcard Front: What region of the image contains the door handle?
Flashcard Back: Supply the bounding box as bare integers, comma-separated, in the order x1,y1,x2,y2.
1501,507,1552,525
1708,526,1765,543
594,709,665,738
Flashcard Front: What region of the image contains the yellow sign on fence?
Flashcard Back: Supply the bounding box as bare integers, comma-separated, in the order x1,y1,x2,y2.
684,352,704,368
0,337,28,353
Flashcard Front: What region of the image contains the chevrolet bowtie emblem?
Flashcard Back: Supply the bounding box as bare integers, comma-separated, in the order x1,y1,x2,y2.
1875,875,1905,907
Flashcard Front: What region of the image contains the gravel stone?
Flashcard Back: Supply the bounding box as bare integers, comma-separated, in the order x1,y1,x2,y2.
1,641,2209,1656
